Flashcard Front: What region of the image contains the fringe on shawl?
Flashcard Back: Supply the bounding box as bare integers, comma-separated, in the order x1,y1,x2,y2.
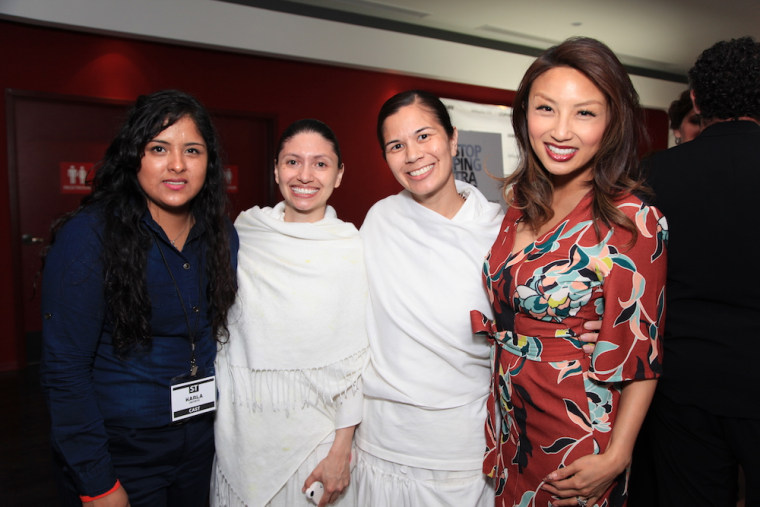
211,462,247,507
219,348,368,413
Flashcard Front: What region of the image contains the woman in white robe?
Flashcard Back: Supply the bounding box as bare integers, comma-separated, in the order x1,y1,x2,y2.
212,119,369,507
354,90,502,507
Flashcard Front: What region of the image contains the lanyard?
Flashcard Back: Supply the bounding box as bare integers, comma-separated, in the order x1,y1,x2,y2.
152,231,203,376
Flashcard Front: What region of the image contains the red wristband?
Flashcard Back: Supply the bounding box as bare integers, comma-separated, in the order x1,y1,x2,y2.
80,480,121,502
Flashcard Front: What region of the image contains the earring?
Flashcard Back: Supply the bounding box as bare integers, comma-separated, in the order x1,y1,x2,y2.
674,137,682,145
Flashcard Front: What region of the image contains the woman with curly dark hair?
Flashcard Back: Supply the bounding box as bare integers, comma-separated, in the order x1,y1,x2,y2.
471,37,668,506
40,89,238,506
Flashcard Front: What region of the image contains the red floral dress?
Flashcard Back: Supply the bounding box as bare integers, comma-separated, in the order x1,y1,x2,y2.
471,192,667,507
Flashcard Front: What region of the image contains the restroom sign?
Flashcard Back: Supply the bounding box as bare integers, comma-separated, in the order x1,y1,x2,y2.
224,164,238,193
60,162,95,194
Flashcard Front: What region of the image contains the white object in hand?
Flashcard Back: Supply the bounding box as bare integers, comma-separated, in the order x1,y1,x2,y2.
305,481,324,505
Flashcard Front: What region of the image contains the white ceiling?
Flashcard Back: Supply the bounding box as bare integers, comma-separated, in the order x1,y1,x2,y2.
1,0,752,108
280,0,760,79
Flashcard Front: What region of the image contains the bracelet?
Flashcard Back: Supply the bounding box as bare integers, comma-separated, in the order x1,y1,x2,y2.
80,480,121,502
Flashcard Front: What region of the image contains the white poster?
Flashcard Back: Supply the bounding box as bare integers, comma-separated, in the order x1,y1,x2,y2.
442,97,518,207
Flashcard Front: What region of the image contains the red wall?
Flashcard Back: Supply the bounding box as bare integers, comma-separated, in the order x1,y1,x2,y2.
0,20,668,370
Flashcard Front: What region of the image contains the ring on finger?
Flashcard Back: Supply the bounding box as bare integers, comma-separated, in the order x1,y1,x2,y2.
576,497,588,507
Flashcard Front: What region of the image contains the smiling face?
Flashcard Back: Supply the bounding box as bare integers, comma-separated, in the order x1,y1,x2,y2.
381,101,458,206
138,115,208,219
527,66,609,188
275,131,344,223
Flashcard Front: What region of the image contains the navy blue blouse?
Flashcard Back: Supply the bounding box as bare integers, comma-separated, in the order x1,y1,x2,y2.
40,207,238,496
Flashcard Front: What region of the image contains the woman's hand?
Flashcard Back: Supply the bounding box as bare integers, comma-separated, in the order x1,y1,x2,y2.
544,378,657,506
302,427,354,506
579,320,602,354
83,484,130,507
540,452,626,506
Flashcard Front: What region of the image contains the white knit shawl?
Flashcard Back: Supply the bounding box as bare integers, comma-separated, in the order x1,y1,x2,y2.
213,202,369,507
360,181,503,408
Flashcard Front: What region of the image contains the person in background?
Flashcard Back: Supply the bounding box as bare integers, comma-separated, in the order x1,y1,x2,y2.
472,37,667,507
354,89,603,506
212,119,368,507
646,36,760,507
667,89,703,145
40,89,238,506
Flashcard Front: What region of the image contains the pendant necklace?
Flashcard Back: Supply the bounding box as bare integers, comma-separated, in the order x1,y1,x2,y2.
169,216,193,247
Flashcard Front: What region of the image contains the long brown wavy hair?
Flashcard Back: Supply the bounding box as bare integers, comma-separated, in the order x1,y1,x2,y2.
506,37,649,240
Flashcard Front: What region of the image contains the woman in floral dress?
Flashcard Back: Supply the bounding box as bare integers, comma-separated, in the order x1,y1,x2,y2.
471,37,667,507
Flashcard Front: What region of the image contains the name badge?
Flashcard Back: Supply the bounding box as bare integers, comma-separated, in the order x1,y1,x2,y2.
170,375,216,422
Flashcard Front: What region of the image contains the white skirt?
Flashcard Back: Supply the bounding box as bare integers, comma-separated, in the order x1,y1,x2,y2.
212,440,357,507
266,440,357,507
353,447,494,507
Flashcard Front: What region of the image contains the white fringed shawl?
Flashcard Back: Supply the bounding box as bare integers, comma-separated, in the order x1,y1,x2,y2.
360,181,503,408
213,203,369,507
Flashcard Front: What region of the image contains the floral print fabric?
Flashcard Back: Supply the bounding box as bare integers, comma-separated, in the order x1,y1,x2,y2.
472,192,667,507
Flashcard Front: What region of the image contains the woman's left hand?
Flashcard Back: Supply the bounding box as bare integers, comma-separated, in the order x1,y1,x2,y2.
302,453,350,507
302,427,354,506
544,379,656,506
540,452,625,506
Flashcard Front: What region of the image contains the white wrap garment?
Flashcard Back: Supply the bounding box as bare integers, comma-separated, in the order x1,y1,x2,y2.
212,202,369,506
357,181,503,470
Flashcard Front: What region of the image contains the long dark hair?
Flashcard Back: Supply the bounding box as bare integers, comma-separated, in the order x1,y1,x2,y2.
48,89,236,354
508,37,648,240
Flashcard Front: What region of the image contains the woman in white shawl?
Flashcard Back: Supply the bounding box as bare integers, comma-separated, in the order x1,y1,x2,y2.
212,119,369,507
353,90,503,506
